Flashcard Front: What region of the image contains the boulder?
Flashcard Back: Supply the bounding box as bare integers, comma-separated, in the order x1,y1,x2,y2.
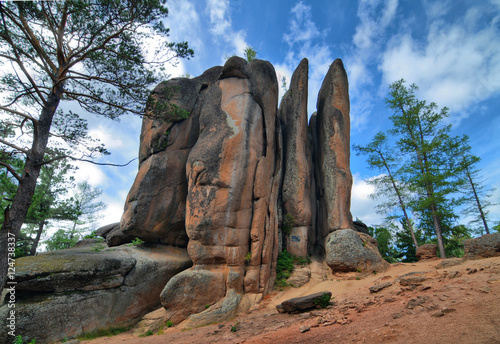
278,58,315,256
96,222,135,247
120,67,222,246
369,281,393,293
353,220,370,235
160,57,281,325
325,229,390,273
0,244,192,343
464,233,500,260
286,265,311,287
312,59,354,254
276,291,332,313
416,243,438,260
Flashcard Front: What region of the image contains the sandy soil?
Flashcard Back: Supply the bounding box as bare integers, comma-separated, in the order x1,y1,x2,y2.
78,256,500,344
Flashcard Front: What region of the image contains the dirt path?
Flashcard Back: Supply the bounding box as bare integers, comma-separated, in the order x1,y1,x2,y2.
79,257,500,344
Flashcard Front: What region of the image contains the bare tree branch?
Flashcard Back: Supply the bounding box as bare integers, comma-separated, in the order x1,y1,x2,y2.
0,137,29,154
0,161,22,181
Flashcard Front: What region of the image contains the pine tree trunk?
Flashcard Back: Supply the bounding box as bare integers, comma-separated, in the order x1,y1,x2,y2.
0,87,62,289
431,206,446,258
466,167,490,235
29,221,45,255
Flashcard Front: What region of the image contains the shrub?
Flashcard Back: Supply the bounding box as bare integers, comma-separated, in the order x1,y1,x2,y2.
313,293,332,308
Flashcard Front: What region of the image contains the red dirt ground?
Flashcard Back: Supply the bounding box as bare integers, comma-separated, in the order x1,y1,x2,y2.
78,256,500,344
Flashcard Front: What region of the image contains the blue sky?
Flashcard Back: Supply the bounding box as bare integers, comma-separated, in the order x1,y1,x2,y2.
82,0,500,232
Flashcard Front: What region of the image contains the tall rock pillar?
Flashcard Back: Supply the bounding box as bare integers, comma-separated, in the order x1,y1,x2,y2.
313,59,354,254
278,58,315,256
160,57,281,325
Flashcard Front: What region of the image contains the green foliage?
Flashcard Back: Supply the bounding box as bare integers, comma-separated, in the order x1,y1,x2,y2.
166,320,174,327
243,46,257,62
43,180,106,251
128,237,145,246
45,229,81,251
230,322,240,332
356,79,484,259
84,231,98,239
275,250,311,288
281,213,295,235
79,327,129,340
147,84,191,123
139,330,154,337
244,251,252,264
0,0,193,288
90,243,106,252
367,224,398,263
313,293,332,308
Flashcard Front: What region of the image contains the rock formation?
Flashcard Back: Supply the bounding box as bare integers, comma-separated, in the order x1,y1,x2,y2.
0,243,191,343
464,233,500,259
312,59,354,255
2,56,388,342
278,58,315,257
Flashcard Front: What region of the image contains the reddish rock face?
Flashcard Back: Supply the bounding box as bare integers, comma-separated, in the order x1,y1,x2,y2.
120,68,221,245
313,59,354,253
119,57,368,326
278,58,315,257
160,57,281,320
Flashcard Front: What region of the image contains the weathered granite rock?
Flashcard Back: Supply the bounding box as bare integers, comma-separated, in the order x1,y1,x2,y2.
120,67,222,246
416,243,438,260
0,244,192,343
160,57,281,324
353,220,370,235
369,281,393,293
276,291,332,313
313,59,354,254
96,222,135,247
325,229,389,273
286,265,311,287
464,233,500,259
278,58,315,257
435,258,465,269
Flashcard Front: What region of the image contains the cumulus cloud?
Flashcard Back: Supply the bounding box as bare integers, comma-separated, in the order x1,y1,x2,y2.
379,5,500,119
205,0,249,59
347,0,399,131
73,162,108,187
280,1,335,116
350,174,385,226
283,1,321,46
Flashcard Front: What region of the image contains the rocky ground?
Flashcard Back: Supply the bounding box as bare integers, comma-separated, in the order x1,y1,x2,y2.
78,256,500,344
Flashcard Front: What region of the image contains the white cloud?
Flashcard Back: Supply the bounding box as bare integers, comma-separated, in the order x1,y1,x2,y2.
347,0,399,131
283,1,321,46
351,174,385,225
98,198,125,227
89,125,124,149
379,6,500,118
353,0,398,51
205,0,249,58
279,2,336,116
73,161,108,187
207,0,231,36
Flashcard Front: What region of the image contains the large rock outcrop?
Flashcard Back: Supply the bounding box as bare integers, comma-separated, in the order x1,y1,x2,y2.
0,243,191,343
120,67,222,246
312,59,354,255
159,57,281,323
278,58,315,257
325,229,390,273
5,56,384,342
464,233,500,259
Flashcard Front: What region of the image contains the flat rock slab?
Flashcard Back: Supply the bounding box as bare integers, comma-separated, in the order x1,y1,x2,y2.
276,291,332,313
369,281,393,293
